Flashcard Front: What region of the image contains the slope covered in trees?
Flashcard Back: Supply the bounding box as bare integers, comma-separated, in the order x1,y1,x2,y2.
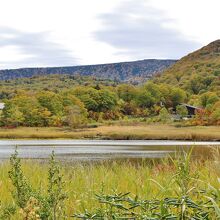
1,71,219,127
152,40,220,125
0,74,117,97
0,41,220,127
0,59,176,83
0,77,189,127
154,40,220,96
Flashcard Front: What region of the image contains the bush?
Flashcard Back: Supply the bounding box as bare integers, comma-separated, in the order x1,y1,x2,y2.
176,105,188,118
158,107,171,123
8,151,67,219
64,105,87,129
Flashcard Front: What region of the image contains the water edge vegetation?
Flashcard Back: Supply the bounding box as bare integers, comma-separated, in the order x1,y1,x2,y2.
0,124,219,140
0,148,219,219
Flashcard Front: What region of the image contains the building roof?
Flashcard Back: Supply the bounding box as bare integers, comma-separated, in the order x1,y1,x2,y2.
180,103,202,110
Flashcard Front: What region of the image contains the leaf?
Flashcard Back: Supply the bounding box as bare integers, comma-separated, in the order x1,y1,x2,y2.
205,196,220,218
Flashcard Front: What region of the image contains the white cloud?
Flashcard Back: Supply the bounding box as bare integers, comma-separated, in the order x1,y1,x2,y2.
0,27,77,68
0,45,33,65
147,0,220,43
94,0,200,60
0,0,219,69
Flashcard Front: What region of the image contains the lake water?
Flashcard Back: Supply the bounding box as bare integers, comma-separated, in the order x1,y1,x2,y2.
0,140,219,162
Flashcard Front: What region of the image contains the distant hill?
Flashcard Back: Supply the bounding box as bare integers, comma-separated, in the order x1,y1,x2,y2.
154,40,220,95
0,59,176,83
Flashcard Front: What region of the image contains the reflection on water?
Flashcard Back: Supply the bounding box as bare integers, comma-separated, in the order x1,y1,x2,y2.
0,140,219,163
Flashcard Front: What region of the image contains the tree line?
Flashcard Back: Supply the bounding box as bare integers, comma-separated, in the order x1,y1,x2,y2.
0,81,219,127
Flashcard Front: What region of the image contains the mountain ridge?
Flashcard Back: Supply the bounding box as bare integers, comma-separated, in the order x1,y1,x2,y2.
0,59,177,83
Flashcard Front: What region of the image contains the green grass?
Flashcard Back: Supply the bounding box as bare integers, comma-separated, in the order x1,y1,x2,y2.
0,149,219,219
0,124,219,140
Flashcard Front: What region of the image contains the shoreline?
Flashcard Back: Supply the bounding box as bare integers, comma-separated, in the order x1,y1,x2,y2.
0,139,219,145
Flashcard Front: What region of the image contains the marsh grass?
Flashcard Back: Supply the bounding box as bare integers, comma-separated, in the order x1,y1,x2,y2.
0,148,219,219
0,125,219,140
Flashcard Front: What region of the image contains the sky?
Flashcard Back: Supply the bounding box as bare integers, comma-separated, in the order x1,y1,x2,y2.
0,0,219,69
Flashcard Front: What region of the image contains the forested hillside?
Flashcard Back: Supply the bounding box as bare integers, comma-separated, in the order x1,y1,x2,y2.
0,59,176,83
154,40,220,96
0,80,188,127
0,41,220,128
0,75,116,97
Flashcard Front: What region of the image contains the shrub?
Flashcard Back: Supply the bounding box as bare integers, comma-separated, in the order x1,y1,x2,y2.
8,150,67,219
158,107,171,123
64,106,87,129
176,105,188,118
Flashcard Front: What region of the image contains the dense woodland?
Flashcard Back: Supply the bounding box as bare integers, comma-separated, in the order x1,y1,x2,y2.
0,40,220,128
154,40,220,96
0,73,219,128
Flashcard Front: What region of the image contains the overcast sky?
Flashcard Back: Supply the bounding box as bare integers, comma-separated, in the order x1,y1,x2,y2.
0,0,219,69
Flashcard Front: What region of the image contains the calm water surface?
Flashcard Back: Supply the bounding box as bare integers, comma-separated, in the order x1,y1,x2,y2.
0,140,219,162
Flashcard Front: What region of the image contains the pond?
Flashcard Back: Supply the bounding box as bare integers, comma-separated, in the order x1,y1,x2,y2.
0,140,219,162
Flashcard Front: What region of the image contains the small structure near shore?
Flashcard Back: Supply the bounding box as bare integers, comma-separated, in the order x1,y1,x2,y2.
179,103,202,117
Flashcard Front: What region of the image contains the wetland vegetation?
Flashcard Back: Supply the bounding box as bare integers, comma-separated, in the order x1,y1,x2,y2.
0,148,219,219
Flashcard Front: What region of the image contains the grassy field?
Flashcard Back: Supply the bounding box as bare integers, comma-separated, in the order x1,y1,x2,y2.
0,149,219,219
0,124,219,140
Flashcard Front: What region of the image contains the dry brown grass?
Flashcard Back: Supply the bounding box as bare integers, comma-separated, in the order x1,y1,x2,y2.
0,125,219,140
97,125,220,140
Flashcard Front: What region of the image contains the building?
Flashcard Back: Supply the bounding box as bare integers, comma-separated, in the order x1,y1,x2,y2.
179,103,202,117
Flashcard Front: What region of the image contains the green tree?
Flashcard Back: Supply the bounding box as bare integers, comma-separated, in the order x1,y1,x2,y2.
210,101,220,124
176,105,188,118
136,91,155,108
79,94,99,112
170,88,186,107
158,84,172,107
117,84,137,102
9,93,51,127
199,92,219,108
1,102,24,127
96,90,118,112
158,108,171,123
37,91,63,116
186,75,206,94
136,82,161,108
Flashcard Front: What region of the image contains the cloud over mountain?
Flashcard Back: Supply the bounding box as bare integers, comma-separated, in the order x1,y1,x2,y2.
95,0,201,59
